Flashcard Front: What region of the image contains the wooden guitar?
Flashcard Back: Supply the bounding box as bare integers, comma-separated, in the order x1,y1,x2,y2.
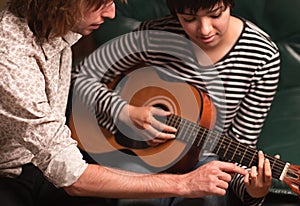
69,67,300,196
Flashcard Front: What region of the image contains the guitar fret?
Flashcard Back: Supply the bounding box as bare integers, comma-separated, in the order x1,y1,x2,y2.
197,129,206,147
191,124,199,145
267,156,284,180
208,131,217,152
248,151,256,167
231,142,240,162
192,129,198,141
223,138,232,160
188,121,197,143
240,147,247,164
201,130,213,151
179,119,188,142
214,136,228,159
174,115,180,128
185,121,194,143
214,135,223,155
271,156,277,169
167,114,176,128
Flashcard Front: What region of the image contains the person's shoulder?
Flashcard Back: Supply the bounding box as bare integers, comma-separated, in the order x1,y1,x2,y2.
0,10,38,59
242,18,279,52
1,9,24,29
0,10,33,43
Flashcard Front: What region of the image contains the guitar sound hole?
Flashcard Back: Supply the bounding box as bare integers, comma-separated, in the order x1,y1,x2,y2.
154,104,169,112
153,104,169,126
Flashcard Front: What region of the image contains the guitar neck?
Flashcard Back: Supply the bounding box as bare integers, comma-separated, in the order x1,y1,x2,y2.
212,135,287,180
167,114,288,180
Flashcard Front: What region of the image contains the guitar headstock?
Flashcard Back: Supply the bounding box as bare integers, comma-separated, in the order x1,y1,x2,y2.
282,164,300,196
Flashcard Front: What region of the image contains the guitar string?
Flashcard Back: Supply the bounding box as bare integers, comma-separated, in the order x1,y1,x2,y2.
168,115,286,177
186,119,287,173
179,116,287,175
166,114,287,177
202,129,286,176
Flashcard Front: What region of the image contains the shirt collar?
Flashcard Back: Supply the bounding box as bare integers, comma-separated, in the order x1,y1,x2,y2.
41,32,82,60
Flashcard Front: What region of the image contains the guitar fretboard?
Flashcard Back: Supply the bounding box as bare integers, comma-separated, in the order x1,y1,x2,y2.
166,113,287,180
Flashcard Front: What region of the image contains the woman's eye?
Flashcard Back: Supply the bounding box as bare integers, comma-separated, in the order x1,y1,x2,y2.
183,17,196,23
211,12,222,19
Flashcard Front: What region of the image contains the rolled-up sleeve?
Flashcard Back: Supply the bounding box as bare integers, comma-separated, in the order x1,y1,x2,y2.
0,56,87,187
42,141,88,187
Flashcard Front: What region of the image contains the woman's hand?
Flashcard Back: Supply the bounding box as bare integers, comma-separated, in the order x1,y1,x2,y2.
244,151,273,198
118,104,177,146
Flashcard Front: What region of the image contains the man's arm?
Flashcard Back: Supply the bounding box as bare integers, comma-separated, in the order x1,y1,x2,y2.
64,161,247,199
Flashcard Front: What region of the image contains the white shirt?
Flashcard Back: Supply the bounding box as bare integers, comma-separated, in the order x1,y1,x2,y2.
0,10,88,187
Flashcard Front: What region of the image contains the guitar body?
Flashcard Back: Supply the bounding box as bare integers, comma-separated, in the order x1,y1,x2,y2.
70,67,300,195
70,67,216,173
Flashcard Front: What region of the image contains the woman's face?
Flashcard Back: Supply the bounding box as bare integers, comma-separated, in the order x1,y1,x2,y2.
73,1,116,35
177,3,231,51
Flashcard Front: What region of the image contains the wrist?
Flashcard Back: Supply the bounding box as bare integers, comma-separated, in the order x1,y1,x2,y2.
245,188,268,199
167,173,190,197
160,173,186,197
117,103,130,123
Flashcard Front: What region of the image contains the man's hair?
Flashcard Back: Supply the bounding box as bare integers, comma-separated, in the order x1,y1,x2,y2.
7,0,114,41
166,0,235,16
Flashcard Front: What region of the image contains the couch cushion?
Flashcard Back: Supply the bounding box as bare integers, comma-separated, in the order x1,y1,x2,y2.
93,0,170,46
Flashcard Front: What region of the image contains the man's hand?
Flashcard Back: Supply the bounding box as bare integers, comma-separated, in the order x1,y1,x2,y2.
181,161,247,197
118,104,177,146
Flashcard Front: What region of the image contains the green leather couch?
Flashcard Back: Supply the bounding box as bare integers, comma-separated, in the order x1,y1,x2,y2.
73,0,300,205
231,1,300,205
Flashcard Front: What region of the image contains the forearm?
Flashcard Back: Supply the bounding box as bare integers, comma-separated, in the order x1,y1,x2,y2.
64,160,248,199
70,33,146,133
64,164,183,198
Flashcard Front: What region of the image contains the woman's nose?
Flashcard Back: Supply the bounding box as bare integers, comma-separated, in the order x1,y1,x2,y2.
197,18,212,36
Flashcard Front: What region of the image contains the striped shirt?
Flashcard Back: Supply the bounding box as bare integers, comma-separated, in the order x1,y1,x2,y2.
72,15,280,205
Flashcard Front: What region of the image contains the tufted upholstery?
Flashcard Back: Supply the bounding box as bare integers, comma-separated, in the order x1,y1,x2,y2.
92,0,170,46
233,1,300,204
73,0,300,204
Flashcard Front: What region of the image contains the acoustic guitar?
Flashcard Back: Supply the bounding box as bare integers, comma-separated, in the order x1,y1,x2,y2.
69,67,300,196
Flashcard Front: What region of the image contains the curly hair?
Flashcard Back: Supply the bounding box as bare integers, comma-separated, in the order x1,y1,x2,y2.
7,0,119,41
166,0,235,16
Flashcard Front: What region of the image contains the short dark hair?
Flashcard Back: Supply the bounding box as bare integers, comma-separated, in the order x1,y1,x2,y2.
166,0,235,16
